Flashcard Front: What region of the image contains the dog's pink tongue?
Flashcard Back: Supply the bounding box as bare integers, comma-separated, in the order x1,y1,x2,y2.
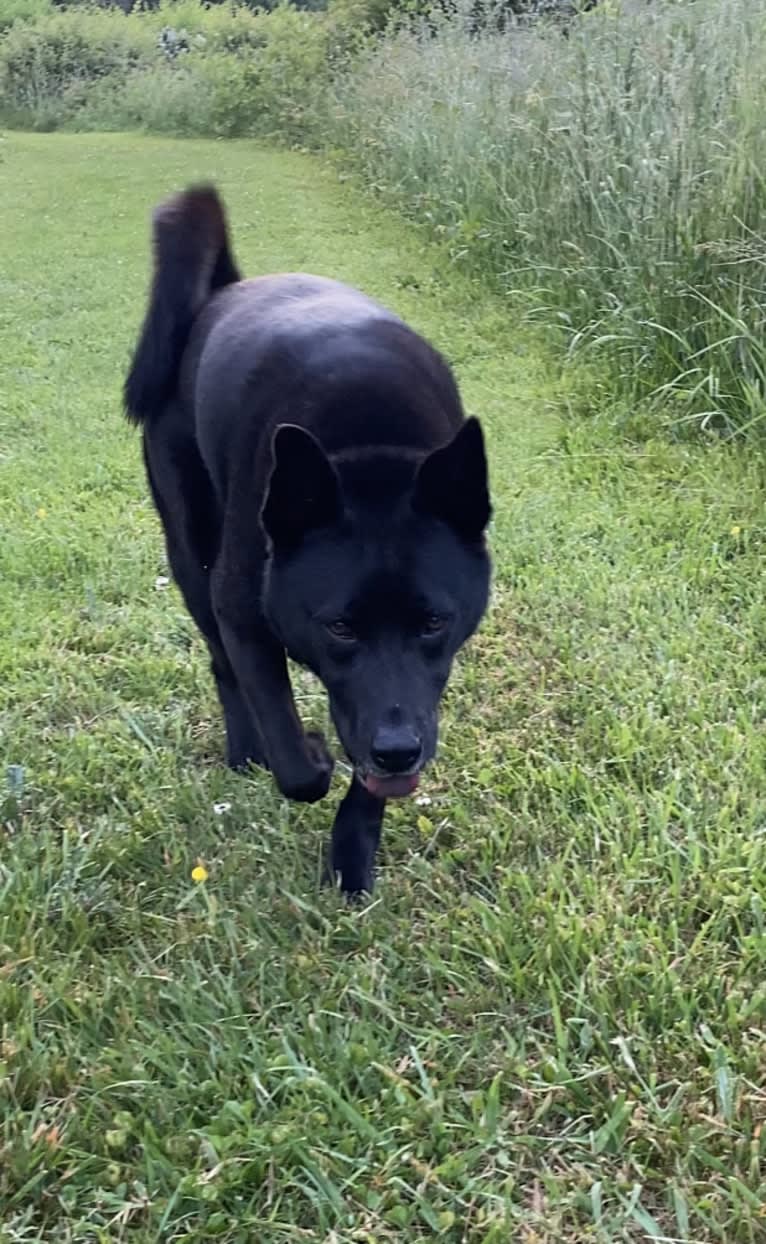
362,773,420,800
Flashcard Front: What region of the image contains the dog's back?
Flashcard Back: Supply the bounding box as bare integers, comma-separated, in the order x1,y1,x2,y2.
126,189,460,443
187,275,463,470
126,187,466,505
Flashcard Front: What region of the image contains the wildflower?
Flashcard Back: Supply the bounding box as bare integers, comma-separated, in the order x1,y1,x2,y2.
213,801,231,816
155,575,170,591
36,507,47,519
32,1122,60,1147
730,525,741,538
191,864,209,883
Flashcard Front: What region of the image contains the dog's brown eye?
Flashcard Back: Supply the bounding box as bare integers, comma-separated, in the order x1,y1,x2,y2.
421,613,446,636
327,619,356,641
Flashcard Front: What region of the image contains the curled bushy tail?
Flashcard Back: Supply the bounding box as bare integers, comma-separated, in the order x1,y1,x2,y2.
124,185,241,423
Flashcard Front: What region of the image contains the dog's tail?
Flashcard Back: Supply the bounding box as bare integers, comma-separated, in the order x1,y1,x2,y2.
124,185,241,424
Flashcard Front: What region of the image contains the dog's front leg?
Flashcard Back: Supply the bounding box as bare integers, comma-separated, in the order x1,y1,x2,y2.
330,778,386,896
218,619,334,803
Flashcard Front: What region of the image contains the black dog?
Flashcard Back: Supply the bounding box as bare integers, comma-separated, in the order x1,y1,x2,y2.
125,186,491,895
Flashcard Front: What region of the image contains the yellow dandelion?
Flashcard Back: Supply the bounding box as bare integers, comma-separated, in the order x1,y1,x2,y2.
36,507,47,519
191,864,209,884
730,525,742,538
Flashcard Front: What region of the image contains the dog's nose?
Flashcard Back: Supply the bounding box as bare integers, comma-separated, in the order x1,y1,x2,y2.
371,726,422,774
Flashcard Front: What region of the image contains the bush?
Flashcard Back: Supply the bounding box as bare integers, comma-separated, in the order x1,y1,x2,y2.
0,2,337,138
143,1,271,54
74,57,215,134
224,5,332,142
121,11,330,141
0,0,53,37
0,10,155,125
1,3,338,142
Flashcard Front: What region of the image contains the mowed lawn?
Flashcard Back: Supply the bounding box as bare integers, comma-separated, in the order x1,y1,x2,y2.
1,132,765,1242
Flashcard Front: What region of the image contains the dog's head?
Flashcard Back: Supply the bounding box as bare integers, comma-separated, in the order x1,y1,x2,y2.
261,419,491,798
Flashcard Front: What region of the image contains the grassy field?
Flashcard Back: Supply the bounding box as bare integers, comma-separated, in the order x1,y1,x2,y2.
4,0,766,434
0,132,765,1242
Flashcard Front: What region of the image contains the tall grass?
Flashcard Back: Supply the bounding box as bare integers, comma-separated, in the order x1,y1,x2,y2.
1,0,765,433
331,0,766,434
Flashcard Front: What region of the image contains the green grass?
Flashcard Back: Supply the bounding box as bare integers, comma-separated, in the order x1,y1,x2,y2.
1,132,765,1242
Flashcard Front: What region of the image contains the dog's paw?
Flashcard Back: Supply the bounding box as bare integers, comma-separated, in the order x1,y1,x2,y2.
223,711,268,772
328,828,377,899
326,857,375,900
276,732,334,803
306,730,334,776
226,744,269,772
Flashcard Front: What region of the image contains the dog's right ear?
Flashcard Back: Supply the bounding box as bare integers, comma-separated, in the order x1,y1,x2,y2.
261,425,342,552
413,417,491,540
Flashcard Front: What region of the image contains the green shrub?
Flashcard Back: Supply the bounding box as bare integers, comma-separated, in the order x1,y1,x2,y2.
0,0,54,37
191,53,262,138
143,0,271,55
231,5,332,142
74,58,214,134
6,3,337,141
327,0,410,34
0,2,335,139
70,55,260,139
116,11,331,141
0,10,154,124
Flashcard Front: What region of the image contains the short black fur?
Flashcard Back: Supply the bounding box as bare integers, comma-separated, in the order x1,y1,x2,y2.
125,185,492,895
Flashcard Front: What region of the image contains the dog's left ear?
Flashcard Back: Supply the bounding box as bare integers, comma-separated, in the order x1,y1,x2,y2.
262,424,342,551
413,417,491,540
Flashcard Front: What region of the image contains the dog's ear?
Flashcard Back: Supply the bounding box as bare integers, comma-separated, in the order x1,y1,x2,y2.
413,417,491,540
261,424,342,550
